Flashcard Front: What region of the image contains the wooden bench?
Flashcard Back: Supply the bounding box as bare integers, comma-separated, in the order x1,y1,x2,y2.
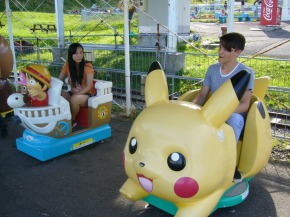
249,16,260,21
220,16,254,23
201,14,215,19
30,23,57,33
219,16,227,23
234,16,252,22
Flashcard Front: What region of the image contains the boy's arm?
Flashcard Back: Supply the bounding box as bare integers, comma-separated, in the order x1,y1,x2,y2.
235,89,252,113
192,86,210,106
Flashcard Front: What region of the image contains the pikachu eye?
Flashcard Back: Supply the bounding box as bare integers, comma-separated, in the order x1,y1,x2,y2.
167,152,186,171
129,137,137,154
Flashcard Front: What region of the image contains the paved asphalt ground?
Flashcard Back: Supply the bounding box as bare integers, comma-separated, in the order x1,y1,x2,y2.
1,21,290,217
1,116,290,217
191,21,290,59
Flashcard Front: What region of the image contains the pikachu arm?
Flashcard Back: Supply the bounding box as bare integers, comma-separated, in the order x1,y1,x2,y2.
175,189,224,217
119,178,149,201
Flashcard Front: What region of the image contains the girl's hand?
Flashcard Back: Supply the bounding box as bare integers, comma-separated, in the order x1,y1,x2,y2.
71,85,83,93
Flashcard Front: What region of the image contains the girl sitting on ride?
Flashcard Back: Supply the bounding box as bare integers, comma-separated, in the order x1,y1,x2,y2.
58,43,96,128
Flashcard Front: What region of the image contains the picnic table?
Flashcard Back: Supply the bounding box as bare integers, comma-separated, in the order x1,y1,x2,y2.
30,23,57,33
0,21,5,28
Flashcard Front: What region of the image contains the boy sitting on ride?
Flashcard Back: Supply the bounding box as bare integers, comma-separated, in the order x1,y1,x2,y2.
192,32,255,183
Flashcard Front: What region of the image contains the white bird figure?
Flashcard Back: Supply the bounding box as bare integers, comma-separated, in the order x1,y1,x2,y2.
7,93,25,108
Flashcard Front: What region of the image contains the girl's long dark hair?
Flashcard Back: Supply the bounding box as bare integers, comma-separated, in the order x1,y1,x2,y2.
67,43,85,87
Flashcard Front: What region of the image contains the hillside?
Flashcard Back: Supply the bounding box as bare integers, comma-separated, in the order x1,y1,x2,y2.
0,0,120,13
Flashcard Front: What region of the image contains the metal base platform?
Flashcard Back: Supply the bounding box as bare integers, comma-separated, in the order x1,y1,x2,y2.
143,178,252,215
16,124,111,161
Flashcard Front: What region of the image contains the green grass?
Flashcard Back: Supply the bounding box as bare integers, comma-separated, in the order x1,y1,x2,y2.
271,138,290,163
0,11,139,46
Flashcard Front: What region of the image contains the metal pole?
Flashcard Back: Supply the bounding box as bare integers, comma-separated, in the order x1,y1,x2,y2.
227,0,234,33
168,0,178,52
55,0,65,48
157,23,160,52
124,0,132,116
5,0,18,91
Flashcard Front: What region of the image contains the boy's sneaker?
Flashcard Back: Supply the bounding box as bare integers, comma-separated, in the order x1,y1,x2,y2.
233,168,242,183
72,120,77,128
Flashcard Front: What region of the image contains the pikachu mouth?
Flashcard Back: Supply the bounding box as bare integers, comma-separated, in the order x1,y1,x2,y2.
137,174,153,192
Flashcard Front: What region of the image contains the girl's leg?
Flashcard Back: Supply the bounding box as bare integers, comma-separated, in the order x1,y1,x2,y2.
61,91,71,102
70,94,89,121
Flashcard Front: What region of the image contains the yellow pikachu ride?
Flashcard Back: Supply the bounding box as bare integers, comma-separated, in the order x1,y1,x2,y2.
120,61,272,217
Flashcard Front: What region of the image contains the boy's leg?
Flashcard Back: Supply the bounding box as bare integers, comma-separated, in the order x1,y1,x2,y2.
226,113,245,144
226,113,245,183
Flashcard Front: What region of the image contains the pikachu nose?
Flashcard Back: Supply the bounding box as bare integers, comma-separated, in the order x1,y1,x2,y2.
139,162,145,167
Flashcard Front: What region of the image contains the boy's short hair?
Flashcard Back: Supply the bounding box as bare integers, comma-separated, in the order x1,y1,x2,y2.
220,32,246,52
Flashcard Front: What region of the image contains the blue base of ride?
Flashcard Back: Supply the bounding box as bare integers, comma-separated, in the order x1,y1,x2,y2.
16,124,111,161
143,178,252,215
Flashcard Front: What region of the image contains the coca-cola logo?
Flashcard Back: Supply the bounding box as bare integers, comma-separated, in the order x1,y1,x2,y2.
262,0,274,21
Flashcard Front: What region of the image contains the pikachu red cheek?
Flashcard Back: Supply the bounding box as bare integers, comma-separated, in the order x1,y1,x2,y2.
174,177,199,198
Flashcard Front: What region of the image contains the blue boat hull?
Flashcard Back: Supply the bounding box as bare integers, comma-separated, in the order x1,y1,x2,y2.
16,124,111,161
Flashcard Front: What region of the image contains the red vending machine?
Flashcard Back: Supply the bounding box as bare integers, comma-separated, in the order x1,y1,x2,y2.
260,0,282,26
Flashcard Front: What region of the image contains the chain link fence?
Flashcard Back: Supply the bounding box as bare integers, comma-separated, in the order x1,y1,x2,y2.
13,45,290,140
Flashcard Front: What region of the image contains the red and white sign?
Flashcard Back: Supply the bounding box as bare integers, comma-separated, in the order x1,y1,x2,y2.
260,0,281,26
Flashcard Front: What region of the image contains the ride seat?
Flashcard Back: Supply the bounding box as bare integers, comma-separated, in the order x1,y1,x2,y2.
75,79,113,128
75,80,97,127
178,77,271,177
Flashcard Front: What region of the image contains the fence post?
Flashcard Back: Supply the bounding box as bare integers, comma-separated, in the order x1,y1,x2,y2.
69,30,72,44
36,37,41,63
221,26,227,36
114,27,117,48
140,74,146,96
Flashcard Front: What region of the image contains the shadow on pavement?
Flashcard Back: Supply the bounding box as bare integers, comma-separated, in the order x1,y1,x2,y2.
210,179,277,217
262,22,290,39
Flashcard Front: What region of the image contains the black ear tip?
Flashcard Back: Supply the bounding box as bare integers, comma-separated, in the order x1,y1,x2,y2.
148,61,163,75
231,70,251,84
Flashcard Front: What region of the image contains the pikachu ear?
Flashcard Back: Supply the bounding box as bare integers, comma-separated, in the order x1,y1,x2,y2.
145,61,169,107
253,76,270,100
147,61,162,74
201,70,251,128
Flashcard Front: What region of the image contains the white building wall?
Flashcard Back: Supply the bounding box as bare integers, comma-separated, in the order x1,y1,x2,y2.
178,0,190,34
281,0,290,21
138,0,190,34
139,0,168,33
